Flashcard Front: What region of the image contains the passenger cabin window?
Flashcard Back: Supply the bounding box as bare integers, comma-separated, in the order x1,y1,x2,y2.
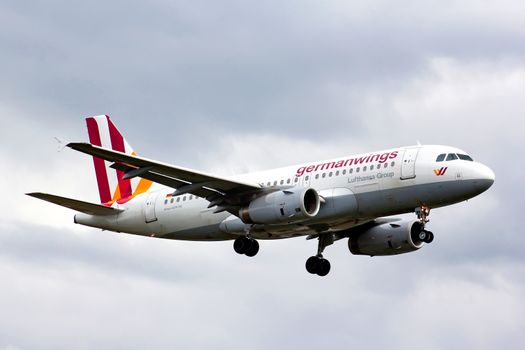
436,153,446,162
446,153,458,161
457,154,474,161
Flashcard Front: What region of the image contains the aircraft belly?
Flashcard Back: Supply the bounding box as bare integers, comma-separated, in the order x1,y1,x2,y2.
354,179,485,217
157,204,231,240
109,180,484,241
163,224,234,241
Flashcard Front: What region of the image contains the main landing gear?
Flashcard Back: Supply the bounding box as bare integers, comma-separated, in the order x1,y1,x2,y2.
305,233,333,277
233,236,259,257
416,205,434,244
306,256,331,276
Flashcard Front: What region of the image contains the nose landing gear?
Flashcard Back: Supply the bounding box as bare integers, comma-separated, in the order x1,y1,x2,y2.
415,205,434,244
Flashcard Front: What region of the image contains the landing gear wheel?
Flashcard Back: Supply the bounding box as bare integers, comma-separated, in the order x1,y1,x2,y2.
306,256,319,274
245,239,259,257
305,256,331,276
234,236,249,254
424,231,434,244
417,230,434,244
317,259,331,277
418,230,429,242
234,237,259,256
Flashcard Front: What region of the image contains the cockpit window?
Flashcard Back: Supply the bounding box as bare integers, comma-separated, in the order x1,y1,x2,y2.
457,154,474,161
446,153,458,161
436,154,446,162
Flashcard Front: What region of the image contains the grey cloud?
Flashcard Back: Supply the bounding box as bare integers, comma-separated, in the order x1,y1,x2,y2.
1,222,266,285
2,1,525,155
1,223,523,350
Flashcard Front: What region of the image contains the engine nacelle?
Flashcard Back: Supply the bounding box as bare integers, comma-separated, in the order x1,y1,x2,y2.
348,220,425,256
239,188,320,224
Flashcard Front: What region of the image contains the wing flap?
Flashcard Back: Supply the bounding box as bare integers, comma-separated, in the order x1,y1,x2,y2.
26,192,123,216
110,162,221,198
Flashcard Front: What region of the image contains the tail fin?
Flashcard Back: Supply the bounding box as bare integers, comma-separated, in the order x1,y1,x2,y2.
86,115,151,204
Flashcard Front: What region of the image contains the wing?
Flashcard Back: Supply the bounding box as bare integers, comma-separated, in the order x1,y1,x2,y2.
67,142,263,208
27,192,123,216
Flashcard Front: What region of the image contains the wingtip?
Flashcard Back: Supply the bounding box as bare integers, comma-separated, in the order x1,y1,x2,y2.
26,192,49,201
66,141,84,148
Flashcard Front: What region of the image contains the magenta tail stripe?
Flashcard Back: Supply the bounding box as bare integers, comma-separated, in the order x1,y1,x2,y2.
86,117,112,203
106,116,132,199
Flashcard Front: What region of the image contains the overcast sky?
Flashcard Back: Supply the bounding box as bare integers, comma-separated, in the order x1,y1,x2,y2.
1,0,524,349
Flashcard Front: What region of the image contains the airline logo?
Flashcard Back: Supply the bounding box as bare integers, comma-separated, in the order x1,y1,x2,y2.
86,115,152,205
433,167,448,176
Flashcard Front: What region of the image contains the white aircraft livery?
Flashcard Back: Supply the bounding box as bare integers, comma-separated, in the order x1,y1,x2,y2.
28,115,495,276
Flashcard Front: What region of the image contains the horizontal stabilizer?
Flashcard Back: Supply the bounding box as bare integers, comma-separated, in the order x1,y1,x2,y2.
26,192,123,216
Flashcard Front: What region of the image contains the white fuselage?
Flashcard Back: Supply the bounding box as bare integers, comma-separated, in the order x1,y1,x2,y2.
74,145,495,241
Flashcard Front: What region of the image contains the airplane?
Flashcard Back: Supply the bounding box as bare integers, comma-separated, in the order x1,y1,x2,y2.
27,115,495,276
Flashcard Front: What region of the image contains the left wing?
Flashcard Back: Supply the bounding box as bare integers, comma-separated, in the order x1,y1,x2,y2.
67,142,262,206
26,192,123,216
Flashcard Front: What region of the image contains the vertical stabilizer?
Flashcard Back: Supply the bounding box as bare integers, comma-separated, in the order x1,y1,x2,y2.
85,115,151,204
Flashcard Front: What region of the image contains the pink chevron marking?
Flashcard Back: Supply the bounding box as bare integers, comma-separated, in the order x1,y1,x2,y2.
106,116,132,199
86,117,112,203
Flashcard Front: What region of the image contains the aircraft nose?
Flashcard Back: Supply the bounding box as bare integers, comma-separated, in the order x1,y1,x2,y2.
475,163,495,192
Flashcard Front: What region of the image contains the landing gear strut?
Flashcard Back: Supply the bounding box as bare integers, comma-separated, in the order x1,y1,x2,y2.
415,205,434,244
416,205,430,225
305,233,333,276
233,236,259,257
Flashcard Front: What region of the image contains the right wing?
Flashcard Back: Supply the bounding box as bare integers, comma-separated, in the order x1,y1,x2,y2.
67,142,264,208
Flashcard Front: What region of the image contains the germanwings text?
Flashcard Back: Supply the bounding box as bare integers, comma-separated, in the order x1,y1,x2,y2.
296,151,399,176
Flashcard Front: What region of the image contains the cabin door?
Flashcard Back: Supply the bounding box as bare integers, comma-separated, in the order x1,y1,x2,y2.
400,147,420,180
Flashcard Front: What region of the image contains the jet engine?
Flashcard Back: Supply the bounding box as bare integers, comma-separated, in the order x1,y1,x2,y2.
348,220,427,256
239,188,320,224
